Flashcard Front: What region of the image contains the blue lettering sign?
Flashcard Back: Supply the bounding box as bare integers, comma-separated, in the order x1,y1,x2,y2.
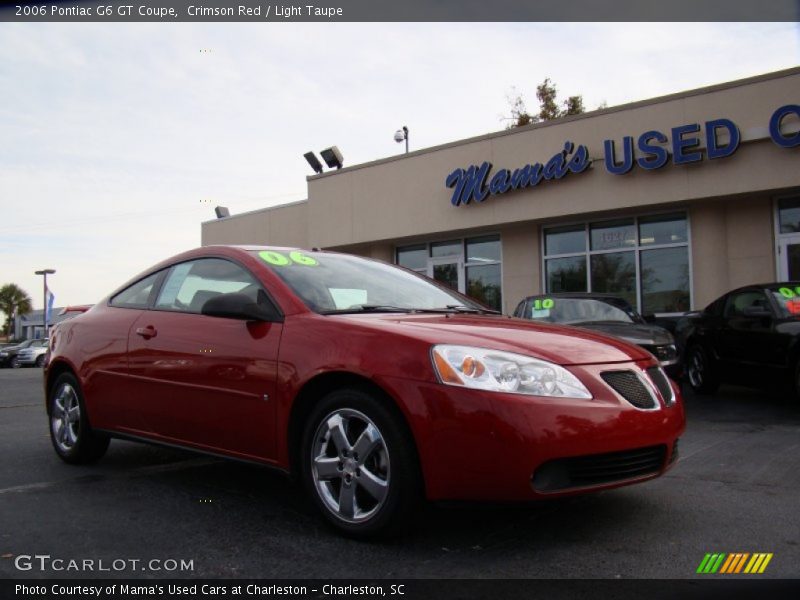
445,142,591,206
637,130,670,170
706,118,740,159
604,137,634,175
672,123,703,165
769,104,800,148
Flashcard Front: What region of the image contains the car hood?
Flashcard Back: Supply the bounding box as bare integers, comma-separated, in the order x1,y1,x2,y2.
570,322,674,346
333,313,652,366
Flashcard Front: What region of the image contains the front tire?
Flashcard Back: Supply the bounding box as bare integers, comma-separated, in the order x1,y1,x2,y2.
35,355,45,368
48,373,110,464
686,344,720,395
301,388,422,538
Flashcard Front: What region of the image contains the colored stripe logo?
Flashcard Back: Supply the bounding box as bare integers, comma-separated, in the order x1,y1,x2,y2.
696,553,773,574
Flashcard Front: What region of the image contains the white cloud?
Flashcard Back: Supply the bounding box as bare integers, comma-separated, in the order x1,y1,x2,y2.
1,22,798,309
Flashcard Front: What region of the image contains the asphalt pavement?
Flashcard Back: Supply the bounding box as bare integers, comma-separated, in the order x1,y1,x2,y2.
1,367,799,579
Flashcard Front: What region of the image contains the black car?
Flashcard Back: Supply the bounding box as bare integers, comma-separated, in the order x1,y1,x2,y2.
513,293,681,380
0,339,37,368
677,282,800,396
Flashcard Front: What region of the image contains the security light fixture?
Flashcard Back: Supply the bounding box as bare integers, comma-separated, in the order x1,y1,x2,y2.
304,151,324,174
215,206,230,219
320,146,344,170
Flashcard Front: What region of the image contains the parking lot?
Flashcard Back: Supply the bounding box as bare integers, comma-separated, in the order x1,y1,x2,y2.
1,367,799,579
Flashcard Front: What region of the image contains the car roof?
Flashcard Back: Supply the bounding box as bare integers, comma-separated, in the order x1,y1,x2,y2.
725,282,800,294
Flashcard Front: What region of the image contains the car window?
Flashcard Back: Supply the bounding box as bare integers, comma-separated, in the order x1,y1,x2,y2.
154,258,268,314
110,272,162,309
768,285,800,318
522,297,636,324
724,291,770,317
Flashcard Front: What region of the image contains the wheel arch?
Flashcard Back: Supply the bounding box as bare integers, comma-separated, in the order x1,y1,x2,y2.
44,359,79,414
286,371,422,485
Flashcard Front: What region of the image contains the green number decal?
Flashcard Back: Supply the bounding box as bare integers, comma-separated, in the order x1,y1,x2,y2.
779,287,795,299
259,251,290,266
542,298,555,309
289,251,318,266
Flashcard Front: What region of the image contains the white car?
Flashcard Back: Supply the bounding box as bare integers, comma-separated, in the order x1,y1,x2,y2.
15,339,49,368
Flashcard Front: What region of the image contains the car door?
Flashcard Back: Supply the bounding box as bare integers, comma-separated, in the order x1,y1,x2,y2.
717,289,779,372
126,257,283,461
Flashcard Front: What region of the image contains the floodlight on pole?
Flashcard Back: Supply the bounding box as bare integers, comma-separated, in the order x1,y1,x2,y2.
320,146,344,170
304,151,324,174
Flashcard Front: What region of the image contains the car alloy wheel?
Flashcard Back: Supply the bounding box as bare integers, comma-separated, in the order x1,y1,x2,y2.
10,357,19,369
311,408,390,524
35,354,45,368
51,382,81,453
302,388,421,537
686,345,719,394
48,373,110,463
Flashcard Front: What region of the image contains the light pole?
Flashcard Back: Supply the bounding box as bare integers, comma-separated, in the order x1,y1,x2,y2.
34,269,55,337
394,126,409,154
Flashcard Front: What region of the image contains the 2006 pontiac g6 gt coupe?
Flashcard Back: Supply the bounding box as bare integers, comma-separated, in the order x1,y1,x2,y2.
45,246,685,537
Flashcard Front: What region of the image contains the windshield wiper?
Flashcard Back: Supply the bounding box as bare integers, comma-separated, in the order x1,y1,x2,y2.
320,304,415,315
445,304,501,314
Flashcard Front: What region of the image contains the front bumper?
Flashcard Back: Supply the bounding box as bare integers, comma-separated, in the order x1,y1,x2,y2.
379,359,685,502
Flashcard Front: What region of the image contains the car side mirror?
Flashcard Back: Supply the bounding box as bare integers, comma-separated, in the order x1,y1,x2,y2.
741,306,772,319
201,292,283,322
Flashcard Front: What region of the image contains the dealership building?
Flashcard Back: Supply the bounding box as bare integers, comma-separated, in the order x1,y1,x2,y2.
202,68,800,315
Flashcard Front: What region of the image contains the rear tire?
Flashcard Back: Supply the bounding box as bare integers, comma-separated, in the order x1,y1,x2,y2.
35,355,45,368
686,344,720,395
10,357,19,369
48,373,110,464
300,387,422,538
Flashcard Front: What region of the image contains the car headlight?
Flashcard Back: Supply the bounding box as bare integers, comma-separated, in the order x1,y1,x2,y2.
431,345,592,399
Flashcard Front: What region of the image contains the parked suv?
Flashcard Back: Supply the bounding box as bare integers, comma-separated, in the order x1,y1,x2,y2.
15,339,49,368
0,339,37,368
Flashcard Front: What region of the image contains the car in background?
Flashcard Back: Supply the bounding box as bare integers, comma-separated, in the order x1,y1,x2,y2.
514,293,681,380
16,339,49,368
45,246,683,537
0,339,37,368
677,282,800,397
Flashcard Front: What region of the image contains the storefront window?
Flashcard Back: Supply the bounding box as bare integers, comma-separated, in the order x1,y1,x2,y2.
467,264,501,310
396,244,427,272
778,197,800,234
543,213,691,313
395,235,502,311
640,247,690,313
590,219,636,251
639,213,688,245
590,252,636,307
546,256,587,293
545,225,585,255
430,240,461,258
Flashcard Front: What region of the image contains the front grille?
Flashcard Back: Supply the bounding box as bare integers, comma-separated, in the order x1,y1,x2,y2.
647,366,674,405
532,445,668,492
601,370,657,409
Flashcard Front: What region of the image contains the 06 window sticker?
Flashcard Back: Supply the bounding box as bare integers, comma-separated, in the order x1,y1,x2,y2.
259,250,318,267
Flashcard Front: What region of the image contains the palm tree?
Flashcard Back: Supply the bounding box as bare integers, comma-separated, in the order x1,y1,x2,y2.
0,283,33,338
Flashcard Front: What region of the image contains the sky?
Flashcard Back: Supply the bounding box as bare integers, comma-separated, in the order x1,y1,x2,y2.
1,22,799,312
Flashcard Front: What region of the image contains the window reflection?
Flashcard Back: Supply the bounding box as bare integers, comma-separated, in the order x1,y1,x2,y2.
546,256,587,293
640,247,690,313
590,252,636,307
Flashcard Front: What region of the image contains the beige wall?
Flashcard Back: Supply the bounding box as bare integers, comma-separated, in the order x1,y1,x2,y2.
201,201,310,247
690,196,776,309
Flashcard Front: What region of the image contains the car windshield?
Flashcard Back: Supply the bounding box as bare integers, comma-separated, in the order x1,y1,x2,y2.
252,250,489,314
523,297,638,325
769,284,800,318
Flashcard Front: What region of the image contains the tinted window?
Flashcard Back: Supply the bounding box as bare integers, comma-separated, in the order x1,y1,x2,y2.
778,197,800,234
155,259,266,314
466,235,501,263
590,219,636,251
640,247,690,313
110,272,162,309
546,256,587,293
590,252,636,308
396,245,426,271
545,225,585,255
639,213,688,245
724,290,770,318
466,263,502,311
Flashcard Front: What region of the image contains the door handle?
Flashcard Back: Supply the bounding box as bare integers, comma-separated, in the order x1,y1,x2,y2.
135,326,157,339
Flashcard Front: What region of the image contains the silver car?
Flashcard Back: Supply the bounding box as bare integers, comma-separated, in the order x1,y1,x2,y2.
15,339,49,368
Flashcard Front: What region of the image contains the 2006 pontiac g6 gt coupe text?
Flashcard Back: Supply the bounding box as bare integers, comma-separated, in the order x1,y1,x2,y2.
44,246,685,537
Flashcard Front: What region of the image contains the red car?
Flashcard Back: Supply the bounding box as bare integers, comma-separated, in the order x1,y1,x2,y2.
44,246,684,537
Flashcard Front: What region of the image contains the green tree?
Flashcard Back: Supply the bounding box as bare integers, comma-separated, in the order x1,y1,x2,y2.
504,78,588,128
0,283,33,338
